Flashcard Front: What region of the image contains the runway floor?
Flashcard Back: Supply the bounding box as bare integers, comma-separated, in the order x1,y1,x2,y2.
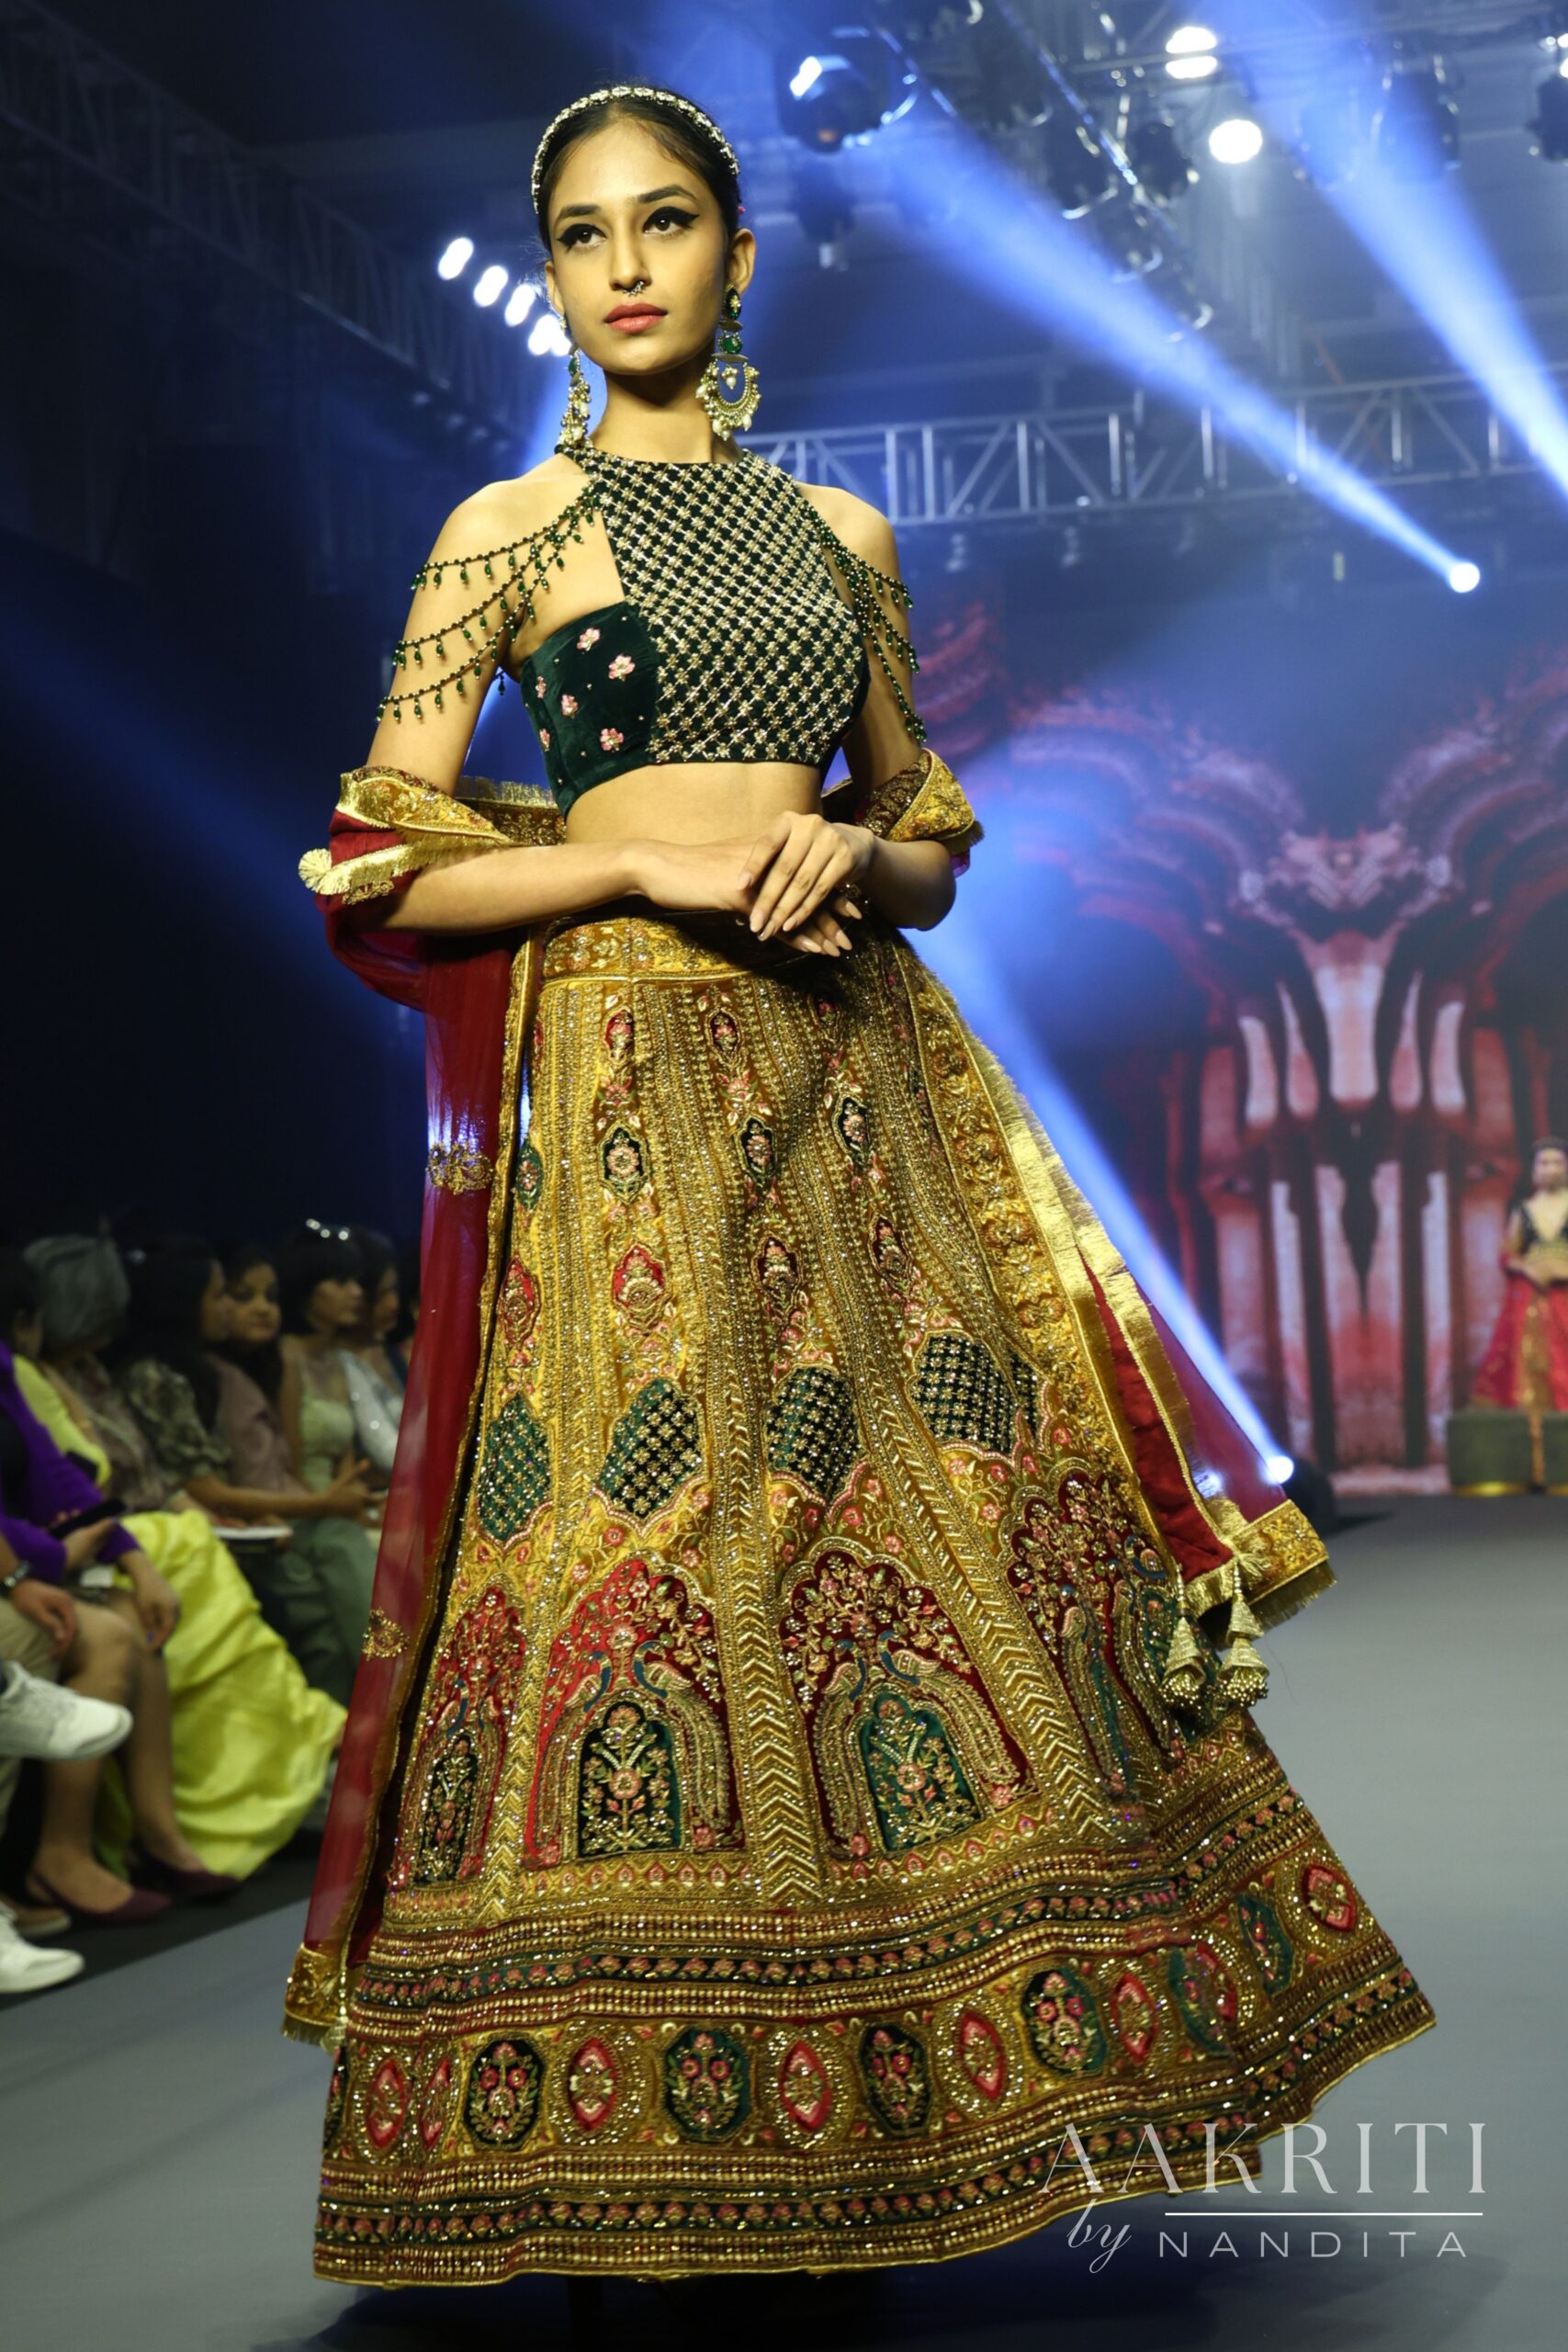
2,1495,1561,2352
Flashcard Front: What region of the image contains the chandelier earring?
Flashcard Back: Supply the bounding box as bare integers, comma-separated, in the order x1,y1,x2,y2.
695,283,761,439
558,334,592,451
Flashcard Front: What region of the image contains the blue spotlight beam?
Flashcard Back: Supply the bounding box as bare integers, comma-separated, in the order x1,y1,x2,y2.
889,127,1470,584
1211,2,1568,504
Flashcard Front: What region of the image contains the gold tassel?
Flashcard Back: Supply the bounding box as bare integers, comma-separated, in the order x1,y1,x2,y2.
1219,1555,1269,1709
1161,1605,1205,1711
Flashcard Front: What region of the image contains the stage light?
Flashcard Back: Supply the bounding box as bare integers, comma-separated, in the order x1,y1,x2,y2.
1263,1452,1295,1486
879,125,1471,585
1166,30,1218,85
1371,62,1460,179
502,283,537,328
436,236,474,281
1042,110,1113,215
1208,116,1263,165
775,29,910,153
527,311,570,357
472,265,509,308
1206,4,1568,514
1127,118,1197,202
1448,560,1481,593
1529,67,1568,161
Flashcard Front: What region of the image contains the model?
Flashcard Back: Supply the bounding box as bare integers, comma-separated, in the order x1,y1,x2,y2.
288,84,1433,2284
1472,1135,1568,1472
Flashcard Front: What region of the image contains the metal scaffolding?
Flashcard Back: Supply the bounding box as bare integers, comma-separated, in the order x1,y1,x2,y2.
0,0,526,436
751,360,1568,530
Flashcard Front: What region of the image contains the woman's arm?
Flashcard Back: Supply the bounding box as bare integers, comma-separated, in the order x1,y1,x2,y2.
339,472,645,933
181,1472,369,1524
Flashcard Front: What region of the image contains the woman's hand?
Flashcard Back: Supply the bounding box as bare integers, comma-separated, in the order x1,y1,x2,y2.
123,1551,181,1649
61,1522,113,1576
319,1458,377,1523
741,815,874,941
8,1577,78,1659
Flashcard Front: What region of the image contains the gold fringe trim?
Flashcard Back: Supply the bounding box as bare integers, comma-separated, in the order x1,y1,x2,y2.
300,769,565,903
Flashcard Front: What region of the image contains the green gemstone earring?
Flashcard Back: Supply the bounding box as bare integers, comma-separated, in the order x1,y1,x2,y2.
558,339,592,451
695,284,761,439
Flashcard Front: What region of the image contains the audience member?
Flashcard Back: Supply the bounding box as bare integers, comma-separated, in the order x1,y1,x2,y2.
108,1235,377,1716
9,1242,345,1883
0,1527,135,1990
276,1226,371,1495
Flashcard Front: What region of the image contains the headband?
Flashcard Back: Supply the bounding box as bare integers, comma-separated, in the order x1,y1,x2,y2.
532,83,739,218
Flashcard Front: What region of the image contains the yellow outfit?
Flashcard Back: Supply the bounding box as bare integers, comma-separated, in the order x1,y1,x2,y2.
15,1359,344,1876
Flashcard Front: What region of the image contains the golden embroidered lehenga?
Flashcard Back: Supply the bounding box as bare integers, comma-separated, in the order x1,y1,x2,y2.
287,447,1433,2284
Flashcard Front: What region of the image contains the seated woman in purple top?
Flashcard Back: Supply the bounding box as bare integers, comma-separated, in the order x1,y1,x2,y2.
0,1338,233,1922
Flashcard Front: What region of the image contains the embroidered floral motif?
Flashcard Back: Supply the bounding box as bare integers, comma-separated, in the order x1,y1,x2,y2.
464,2036,545,2148
955,2009,1009,2102
778,2040,834,2133
1167,1942,1237,2053
1235,1889,1295,1993
738,1114,777,1193
600,726,624,752
611,1242,667,1330
1109,1969,1160,2064
1301,1861,1359,1932
1021,1961,1110,2076
534,677,547,697
528,1555,735,1863
427,1139,494,1195
514,1137,545,1214
608,652,636,679
577,1698,682,1854
663,2026,750,2141
540,728,551,748
860,2021,932,2134
365,2056,408,2154
566,2038,619,2132
395,1588,526,1887
560,693,579,715
577,626,602,650
860,1686,981,1850
781,1546,1026,1856
832,1091,873,1170
601,1125,647,1200
361,1607,406,1660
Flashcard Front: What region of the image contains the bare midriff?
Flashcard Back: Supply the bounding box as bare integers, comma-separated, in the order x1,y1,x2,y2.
560,759,827,846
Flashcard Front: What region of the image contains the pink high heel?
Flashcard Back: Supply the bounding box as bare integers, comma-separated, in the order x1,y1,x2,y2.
26,1868,171,1928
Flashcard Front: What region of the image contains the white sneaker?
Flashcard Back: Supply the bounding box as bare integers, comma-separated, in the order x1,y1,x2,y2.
0,1666,133,1761
0,1912,84,1995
